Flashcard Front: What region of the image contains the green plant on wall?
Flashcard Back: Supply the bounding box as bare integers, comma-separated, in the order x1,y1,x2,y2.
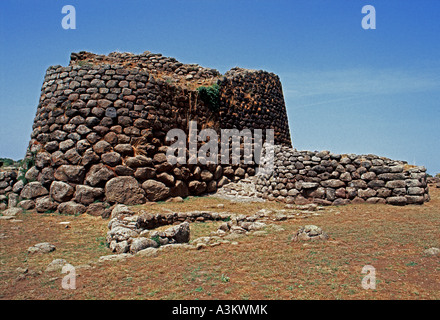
197,83,220,111
17,152,37,186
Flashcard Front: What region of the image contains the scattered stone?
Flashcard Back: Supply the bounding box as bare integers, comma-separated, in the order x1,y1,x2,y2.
136,247,159,257
296,204,318,211
252,230,268,237
424,247,440,256
16,267,28,274
98,254,131,262
28,242,56,254
291,225,329,242
45,259,68,272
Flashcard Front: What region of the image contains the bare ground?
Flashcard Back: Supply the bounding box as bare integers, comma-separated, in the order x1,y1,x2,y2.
0,187,439,300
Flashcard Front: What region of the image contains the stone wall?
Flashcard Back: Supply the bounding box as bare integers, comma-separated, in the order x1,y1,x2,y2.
1,50,428,214
0,169,18,210
255,146,430,206
10,51,291,215
219,68,291,146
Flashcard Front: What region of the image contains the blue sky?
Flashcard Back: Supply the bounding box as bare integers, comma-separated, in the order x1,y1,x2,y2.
0,0,439,174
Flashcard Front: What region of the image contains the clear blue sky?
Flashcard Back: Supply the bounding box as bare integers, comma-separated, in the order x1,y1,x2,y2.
1,0,439,174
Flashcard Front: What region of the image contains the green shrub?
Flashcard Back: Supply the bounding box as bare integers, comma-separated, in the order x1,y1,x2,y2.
151,235,162,247
197,83,221,111
0,158,18,168
17,152,36,186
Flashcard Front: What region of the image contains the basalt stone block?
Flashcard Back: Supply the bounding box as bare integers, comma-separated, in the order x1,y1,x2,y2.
50,181,74,202
93,140,112,154
385,180,406,189
126,155,153,168
321,179,345,188
35,196,58,213
105,176,146,205
54,165,85,184
74,185,104,205
367,180,385,189
188,180,207,195
85,164,116,187
20,182,49,200
386,196,407,206
101,152,122,167
358,188,377,199
114,144,134,156
405,195,425,204
114,165,134,176
142,179,170,201
58,201,87,215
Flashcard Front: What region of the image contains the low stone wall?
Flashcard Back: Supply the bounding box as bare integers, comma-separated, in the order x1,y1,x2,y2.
106,204,270,254
0,169,18,210
255,146,430,206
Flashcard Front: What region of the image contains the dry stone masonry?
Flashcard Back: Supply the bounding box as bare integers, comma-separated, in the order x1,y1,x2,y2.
9,50,290,215
255,145,430,206
0,49,430,218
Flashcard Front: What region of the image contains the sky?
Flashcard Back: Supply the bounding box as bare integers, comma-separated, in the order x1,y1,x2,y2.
0,0,439,174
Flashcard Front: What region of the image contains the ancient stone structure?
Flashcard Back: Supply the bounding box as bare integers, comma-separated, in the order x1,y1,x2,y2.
0,50,430,216
6,51,290,215
255,145,430,206
106,204,269,254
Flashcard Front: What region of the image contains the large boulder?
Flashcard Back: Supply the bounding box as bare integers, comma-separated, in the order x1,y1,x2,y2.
86,202,110,217
18,200,36,210
386,196,407,206
105,176,146,205
129,237,159,254
164,222,190,243
58,201,87,215
28,242,56,254
142,180,170,201
50,181,74,202
20,182,49,199
54,165,85,184
85,164,116,187
35,196,58,213
170,180,189,198
74,185,104,205
188,180,207,195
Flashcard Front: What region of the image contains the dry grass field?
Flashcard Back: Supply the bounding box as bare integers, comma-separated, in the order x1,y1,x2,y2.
1,187,439,300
